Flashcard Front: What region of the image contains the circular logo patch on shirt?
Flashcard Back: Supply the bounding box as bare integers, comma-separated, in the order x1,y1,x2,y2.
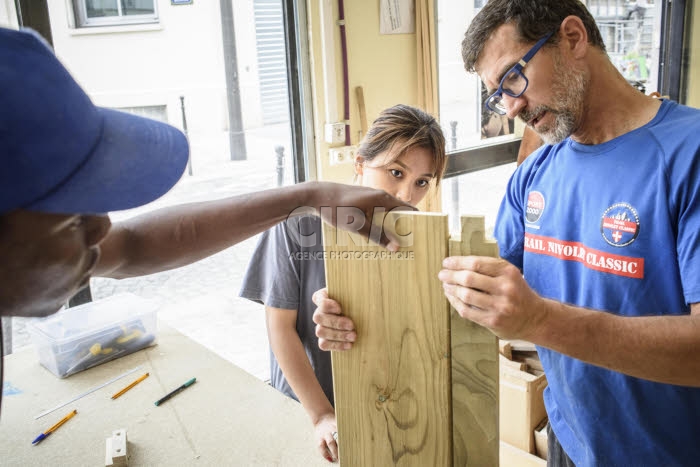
525,191,545,223
600,203,640,247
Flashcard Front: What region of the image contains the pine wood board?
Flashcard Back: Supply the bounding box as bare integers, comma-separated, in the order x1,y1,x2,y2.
449,216,499,466
323,211,452,466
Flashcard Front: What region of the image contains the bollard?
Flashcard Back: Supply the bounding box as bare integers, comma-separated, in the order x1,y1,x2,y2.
180,96,193,176
2,316,12,355
450,120,458,151
449,121,460,234
275,146,285,187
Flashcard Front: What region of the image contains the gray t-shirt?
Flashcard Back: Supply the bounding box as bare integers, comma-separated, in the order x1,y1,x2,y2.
239,215,333,406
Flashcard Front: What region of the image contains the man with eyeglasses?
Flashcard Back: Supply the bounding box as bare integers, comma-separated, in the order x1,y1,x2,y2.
312,1,700,466
443,1,700,466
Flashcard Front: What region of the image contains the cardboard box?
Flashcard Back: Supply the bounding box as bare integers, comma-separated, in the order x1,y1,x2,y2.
534,418,549,460
500,361,548,453
500,441,547,467
29,293,159,378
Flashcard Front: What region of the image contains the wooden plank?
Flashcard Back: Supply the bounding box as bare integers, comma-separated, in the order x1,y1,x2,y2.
508,339,538,352
500,441,546,467
512,352,544,372
500,354,527,372
450,216,499,466
499,340,513,360
355,86,368,137
323,211,452,466
456,215,499,257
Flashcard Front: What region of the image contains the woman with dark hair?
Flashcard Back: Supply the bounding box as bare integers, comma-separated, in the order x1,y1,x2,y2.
239,104,446,463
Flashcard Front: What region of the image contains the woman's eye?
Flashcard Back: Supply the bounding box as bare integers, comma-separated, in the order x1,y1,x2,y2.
389,169,403,178
416,179,430,188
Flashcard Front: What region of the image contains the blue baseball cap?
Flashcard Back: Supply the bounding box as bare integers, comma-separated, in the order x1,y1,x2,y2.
0,27,189,214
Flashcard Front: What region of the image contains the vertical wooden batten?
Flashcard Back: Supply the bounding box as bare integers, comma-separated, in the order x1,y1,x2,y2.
449,216,499,466
324,211,452,466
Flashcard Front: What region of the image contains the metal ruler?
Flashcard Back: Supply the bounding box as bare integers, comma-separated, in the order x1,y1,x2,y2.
34,366,142,419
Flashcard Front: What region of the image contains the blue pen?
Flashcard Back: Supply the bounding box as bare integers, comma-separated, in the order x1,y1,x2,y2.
32,409,77,445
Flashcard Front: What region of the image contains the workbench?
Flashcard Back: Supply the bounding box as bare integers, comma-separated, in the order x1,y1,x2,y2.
0,324,327,466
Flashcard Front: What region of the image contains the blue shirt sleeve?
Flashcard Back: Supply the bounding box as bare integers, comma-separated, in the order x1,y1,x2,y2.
664,114,700,304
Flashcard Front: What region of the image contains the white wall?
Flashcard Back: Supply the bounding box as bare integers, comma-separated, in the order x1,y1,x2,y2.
233,0,263,128
46,0,263,162
0,0,18,29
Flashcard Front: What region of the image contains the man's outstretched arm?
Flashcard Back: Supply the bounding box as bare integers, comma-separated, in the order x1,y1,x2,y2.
95,181,412,279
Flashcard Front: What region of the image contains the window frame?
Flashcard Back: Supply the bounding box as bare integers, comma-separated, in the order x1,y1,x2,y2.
73,0,159,28
659,0,689,103
282,0,315,182
444,139,520,179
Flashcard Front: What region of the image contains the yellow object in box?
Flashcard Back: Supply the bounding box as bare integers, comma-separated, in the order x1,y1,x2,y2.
28,293,159,378
500,362,548,453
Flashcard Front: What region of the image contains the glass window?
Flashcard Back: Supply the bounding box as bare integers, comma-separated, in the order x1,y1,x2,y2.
588,0,660,94
5,0,313,383
116,105,167,123
75,0,158,27
437,0,524,234
86,0,118,18
83,0,304,379
437,1,516,153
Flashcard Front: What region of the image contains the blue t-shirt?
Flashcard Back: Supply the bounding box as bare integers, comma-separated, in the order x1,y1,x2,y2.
495,100,700,466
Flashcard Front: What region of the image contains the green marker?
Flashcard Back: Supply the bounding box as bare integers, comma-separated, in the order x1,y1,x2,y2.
155,377,197,406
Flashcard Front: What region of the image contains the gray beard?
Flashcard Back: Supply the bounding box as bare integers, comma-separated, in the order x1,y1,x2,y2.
522,56,587,145
540,110,577,145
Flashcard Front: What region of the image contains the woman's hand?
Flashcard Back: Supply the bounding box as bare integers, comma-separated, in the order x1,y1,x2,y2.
312,288,357,351
314,412,339,463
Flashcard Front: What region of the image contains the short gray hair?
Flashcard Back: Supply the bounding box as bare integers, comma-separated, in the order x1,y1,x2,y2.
462,0,605,73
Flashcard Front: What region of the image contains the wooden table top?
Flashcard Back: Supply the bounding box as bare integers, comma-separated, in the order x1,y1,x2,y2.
0,323,326,466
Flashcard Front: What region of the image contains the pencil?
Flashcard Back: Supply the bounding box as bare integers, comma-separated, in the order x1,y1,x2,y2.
154,377,196,406
111,372,150,400
32,409,77,445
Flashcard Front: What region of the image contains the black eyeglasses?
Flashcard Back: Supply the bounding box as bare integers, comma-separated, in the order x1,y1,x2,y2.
485,31,555,115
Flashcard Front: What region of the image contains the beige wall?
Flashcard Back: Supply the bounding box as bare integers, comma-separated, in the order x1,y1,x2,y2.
308,1,419,182
687,1,700,108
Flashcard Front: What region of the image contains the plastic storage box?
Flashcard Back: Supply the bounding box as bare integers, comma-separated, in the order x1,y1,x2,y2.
28,293,159,378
